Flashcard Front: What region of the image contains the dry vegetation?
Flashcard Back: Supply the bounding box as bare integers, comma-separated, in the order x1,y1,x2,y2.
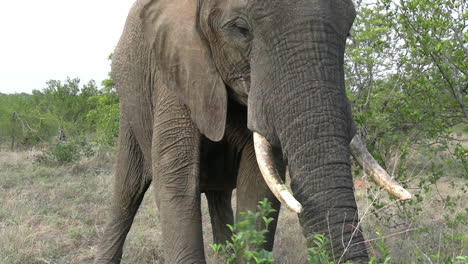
0,146,466,263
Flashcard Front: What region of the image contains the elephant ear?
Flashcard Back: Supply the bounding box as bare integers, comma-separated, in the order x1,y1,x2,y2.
140,0,227,142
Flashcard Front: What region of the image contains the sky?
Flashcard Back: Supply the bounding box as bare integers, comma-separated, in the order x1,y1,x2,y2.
0,0,136,94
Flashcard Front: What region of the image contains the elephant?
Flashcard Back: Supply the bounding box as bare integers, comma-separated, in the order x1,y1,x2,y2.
95,0,411,263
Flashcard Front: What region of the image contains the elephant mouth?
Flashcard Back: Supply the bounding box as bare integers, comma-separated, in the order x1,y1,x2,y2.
252,132,412,213
227,76,250,105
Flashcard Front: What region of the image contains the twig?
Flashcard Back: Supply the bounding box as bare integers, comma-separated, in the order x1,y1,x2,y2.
356,228,418,245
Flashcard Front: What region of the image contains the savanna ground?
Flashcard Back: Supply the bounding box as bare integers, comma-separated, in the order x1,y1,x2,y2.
0,141,466,264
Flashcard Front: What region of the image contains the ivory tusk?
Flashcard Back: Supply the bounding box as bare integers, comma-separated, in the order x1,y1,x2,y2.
350,135,412,200
253,132,303,214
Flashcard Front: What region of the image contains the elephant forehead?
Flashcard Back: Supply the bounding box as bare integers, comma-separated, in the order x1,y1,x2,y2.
250,0,355,34
141,0,197,27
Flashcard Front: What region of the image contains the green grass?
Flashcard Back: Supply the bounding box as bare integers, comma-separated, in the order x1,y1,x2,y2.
0,147,466,263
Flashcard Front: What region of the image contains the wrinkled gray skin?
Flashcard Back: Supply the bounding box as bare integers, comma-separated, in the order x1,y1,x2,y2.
95,0,367,263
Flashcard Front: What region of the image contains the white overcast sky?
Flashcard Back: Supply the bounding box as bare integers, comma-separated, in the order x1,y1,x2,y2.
0,0,136,94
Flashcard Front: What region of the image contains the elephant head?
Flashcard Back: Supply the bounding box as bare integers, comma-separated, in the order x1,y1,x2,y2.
130,0,411,261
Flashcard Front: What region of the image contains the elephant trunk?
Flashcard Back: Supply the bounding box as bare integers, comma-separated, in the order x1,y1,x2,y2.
255,37,368,264
287,131,368,262
250,72,368,262
273,78,368,262
247,10,370,261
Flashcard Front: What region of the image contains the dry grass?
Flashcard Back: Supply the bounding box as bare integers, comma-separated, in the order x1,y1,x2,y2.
0,147,466,263
0,148,113,263
357,176,467,262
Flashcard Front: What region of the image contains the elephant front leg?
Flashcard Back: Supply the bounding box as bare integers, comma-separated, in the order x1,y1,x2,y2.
235,139,283,251
152,96,206,264
205,190,234,244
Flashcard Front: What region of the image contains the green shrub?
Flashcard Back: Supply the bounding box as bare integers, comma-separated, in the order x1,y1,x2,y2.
49,141,79,164
368,231,392,264
211,199,276,264
47,137,95,164
307,234,335,264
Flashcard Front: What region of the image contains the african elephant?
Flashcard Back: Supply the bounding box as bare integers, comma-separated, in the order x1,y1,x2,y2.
95,0,411,263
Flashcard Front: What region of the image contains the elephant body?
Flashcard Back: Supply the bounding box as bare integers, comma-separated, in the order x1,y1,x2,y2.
96,0,369,263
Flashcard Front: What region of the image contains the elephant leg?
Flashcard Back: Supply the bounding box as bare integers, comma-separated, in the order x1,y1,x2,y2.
95,122,152,264
205,190,234,244
152,93,205,264
235,138,283,251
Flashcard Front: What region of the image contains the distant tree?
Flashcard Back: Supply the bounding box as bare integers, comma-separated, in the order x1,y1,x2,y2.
0,77,104,148
345,0,467,240
41,77,100,135
87,72,120,145
346,0,467,161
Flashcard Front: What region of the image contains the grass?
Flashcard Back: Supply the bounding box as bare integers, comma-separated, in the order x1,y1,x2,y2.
355,178,467,263
0,149,112,263
0,146,466,263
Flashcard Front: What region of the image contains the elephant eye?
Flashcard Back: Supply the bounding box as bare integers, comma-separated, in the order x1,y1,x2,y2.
224,18,252,40
236,24,250,37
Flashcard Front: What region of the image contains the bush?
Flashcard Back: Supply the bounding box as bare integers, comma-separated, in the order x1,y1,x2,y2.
49,141,79,164
307,234,335,264
211,199,276,264
47,137,95,164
